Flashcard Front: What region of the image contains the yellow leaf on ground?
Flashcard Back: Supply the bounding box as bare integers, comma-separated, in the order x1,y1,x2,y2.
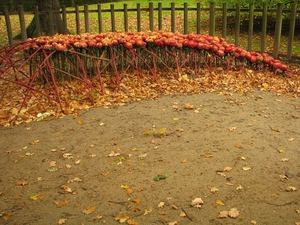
215,199,225,206
58,218,67,224
127,219,139,225
172,117,179,121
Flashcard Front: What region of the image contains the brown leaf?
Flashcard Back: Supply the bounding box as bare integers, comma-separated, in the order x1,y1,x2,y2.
234,144,243,149
132,199,141,204
126,188,134,195
55,200,69,208
217,211,228,218
158,211,167,215
82,206,96,215
49,161,56,167
228,207,239,218
127,219,139,225
191,198,204,208
215,199,225,206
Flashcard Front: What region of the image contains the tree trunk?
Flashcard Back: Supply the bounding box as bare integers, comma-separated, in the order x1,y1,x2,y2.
36,0,65,36
14,0,66,39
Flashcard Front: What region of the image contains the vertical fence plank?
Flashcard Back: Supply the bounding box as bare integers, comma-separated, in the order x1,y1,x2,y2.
84,4,90,33
123,4,128,32
273,3,283,58
184,3,188,34
17,5,27,41
149,2,154,31
222,3,227,39
261,3,267,53
110,4,116,32
3,6,13,45
97,4,103,33
248,3,254,51
196,3,201,34
48,7,55,36
137,3,141,32
287,3,297,61
75,5,80,34
209,2,215,36
158,3,162,30
234,3,240,47
171,2,175,32
62,5,67,34
34,6,41,37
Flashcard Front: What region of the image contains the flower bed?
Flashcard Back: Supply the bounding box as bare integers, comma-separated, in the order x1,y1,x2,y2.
0,31,288,115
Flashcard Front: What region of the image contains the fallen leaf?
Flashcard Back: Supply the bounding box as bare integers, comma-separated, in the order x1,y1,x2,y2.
181,158,187,163
215,199,225,206
236,185,243,190
168,221,178,225
144,208,152,215
63,153,73,159
65,164,72,168
251,220,257,225
30,140,39,145
158,211,167,215
127,219,139,225
29,193,44,200
278,149,285,153
16,181,28,187
48,167,58,172
288,137,295,142
210,187,219,193
242,167,251,171
224,167,232,172
89,154,97,158
49,161,56,167
57,218,67,224
172,117,179,121
185,103,194,109
55,200,69,208
2,213,11,221
280,158,289,162
138,153,148,159
77,120,84,124
217,210,228,218
74,160,81,165
228,207,239,218
279,174,289,181
191,198,204,208
295,209,300,214
126,188,134,195
204,154,214,158
132,199,141,204
179,211,186,217
114,215,129,223
172,204,179,210
102,171,110,177
234,144,243,149
229,127,237,132
286,186,297,192
82,206,96,215
107,151,121,157
93,215,103,221
157,202,165,208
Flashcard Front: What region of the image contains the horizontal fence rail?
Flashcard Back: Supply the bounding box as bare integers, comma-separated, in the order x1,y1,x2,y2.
1,2,299,62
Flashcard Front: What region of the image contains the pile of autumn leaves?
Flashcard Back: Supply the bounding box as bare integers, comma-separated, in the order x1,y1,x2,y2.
26,31,288,71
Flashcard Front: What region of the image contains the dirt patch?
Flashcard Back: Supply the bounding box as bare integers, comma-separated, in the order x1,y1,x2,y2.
0,89,299,225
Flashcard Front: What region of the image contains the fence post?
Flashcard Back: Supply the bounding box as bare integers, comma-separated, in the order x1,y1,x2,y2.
196,3,201,34
4,6,13,45
61,5,67,34
273,3,283,58
234,3,240,47
123,4,128,32
34,6,41,37
48,6,55,36
209,2,215,36
222,3,227,39
261,3,267,53
248,3,254,51
17,5,27,41
149,2,154,31
171,2,175,32
184,3,188,34
97,4,103,33
84,4,90,33
287,3,297,61
158,3,162,30
137,3,141,32
110,4,116,32
75,5,80,34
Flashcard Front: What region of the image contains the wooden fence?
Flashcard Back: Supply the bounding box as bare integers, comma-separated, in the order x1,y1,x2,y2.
1,2,299,62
